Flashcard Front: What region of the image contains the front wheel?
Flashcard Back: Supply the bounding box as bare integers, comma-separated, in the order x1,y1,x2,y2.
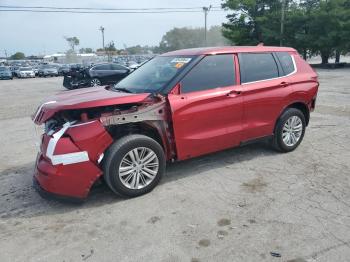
272,108,306,152
90,78,101,87
103,135,166,197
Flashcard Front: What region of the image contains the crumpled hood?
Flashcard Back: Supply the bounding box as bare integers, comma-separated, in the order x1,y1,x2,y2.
33,86,152,124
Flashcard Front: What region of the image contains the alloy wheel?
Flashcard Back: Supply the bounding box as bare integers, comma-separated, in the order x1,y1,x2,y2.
118,147,159,190
90,78,101,86
282,115,303,146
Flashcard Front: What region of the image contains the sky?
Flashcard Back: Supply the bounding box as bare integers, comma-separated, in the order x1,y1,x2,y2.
0,0,228,56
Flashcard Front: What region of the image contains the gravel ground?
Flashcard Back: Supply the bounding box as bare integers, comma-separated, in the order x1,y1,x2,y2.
0,71,349,262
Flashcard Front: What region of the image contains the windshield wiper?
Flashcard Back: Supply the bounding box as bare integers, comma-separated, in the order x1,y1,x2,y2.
112,87,133,93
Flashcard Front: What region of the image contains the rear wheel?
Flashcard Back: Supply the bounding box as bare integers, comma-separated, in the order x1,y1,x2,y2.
90,78,101,87
272,108,306,152
103,135,165,197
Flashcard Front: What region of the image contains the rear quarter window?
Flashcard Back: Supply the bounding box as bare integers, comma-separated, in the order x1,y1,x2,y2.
111,64,127,70
239,53,279,83
275,52,295,75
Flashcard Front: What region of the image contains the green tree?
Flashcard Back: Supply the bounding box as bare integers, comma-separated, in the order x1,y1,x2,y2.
105,41,117,61
10,52,25,60
296,0,350,63
64,36,80,52
222,0,350,64
222,0,282,45
79,48,93,53
157,26,229,53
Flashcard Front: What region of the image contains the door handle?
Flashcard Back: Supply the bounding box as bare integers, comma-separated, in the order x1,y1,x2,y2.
227,90,242,97
279,81,289,88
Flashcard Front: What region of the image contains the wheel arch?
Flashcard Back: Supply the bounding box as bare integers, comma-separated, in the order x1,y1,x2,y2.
106,121,173,160
276,101,310,129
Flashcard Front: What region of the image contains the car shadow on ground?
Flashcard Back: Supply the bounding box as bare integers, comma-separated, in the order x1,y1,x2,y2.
0,142,277,219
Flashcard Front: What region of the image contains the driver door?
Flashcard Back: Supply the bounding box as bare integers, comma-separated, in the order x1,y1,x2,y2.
168,54,243,160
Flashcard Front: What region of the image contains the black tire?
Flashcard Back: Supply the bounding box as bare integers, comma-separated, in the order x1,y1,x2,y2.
103,134,166,197
272,108,306,152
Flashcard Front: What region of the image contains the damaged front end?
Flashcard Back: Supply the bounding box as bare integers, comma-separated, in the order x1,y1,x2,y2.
32,92,173,200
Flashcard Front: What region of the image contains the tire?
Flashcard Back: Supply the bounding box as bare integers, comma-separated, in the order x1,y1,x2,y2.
90,78,101,87
272,108,306,152
103,134,165,197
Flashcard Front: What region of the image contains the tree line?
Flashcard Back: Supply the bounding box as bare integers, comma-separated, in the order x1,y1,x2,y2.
222,0,350,64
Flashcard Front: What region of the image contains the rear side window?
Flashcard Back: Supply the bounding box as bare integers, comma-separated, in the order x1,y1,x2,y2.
275,52,295,75
111,64,126,70
93,64,110,70
239,53,279,83
181,54,235,93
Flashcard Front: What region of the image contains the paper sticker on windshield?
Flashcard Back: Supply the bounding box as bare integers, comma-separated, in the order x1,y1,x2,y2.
175,62,185,68
171,58,192,63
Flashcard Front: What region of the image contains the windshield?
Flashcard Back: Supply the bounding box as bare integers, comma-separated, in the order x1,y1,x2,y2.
0,67,9,71
113,56,195,93
20,67,32,71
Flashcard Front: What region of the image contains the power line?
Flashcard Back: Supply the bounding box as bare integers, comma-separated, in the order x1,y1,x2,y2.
0,9,224,14
0,5,222,11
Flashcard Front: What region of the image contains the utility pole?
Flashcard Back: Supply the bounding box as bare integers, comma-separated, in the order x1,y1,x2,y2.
99,26,105,50
280,0,286,46
202,5,212,46
4,49,8,59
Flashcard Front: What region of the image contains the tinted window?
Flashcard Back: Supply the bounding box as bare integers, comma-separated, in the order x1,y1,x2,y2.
275,52,295,75
239,53,279,83
111,64,127,70
93,64,111,70
181,54,235,93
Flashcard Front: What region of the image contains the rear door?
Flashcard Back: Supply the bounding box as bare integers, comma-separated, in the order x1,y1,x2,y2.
168,54,243,160
237,52,295,141
90,64,113,84
110,64,130,83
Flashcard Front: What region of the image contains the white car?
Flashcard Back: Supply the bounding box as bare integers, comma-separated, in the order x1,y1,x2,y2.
16,67,35,78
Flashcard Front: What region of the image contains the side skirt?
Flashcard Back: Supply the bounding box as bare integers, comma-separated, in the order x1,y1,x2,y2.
239,135,273,147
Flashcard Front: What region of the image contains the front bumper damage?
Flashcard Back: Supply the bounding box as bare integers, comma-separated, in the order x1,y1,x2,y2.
34,120,113,199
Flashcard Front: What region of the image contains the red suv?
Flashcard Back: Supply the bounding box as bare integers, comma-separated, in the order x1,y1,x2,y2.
33,46,319,200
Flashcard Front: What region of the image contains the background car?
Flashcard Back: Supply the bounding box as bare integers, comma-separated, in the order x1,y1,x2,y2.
126,61,140,70
63,62,130,89
89,63,130,86
58,64,70,75
38,65,59,77
16,67,35,78
0,66,13,80
32,66,39,76
10,66,19,77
